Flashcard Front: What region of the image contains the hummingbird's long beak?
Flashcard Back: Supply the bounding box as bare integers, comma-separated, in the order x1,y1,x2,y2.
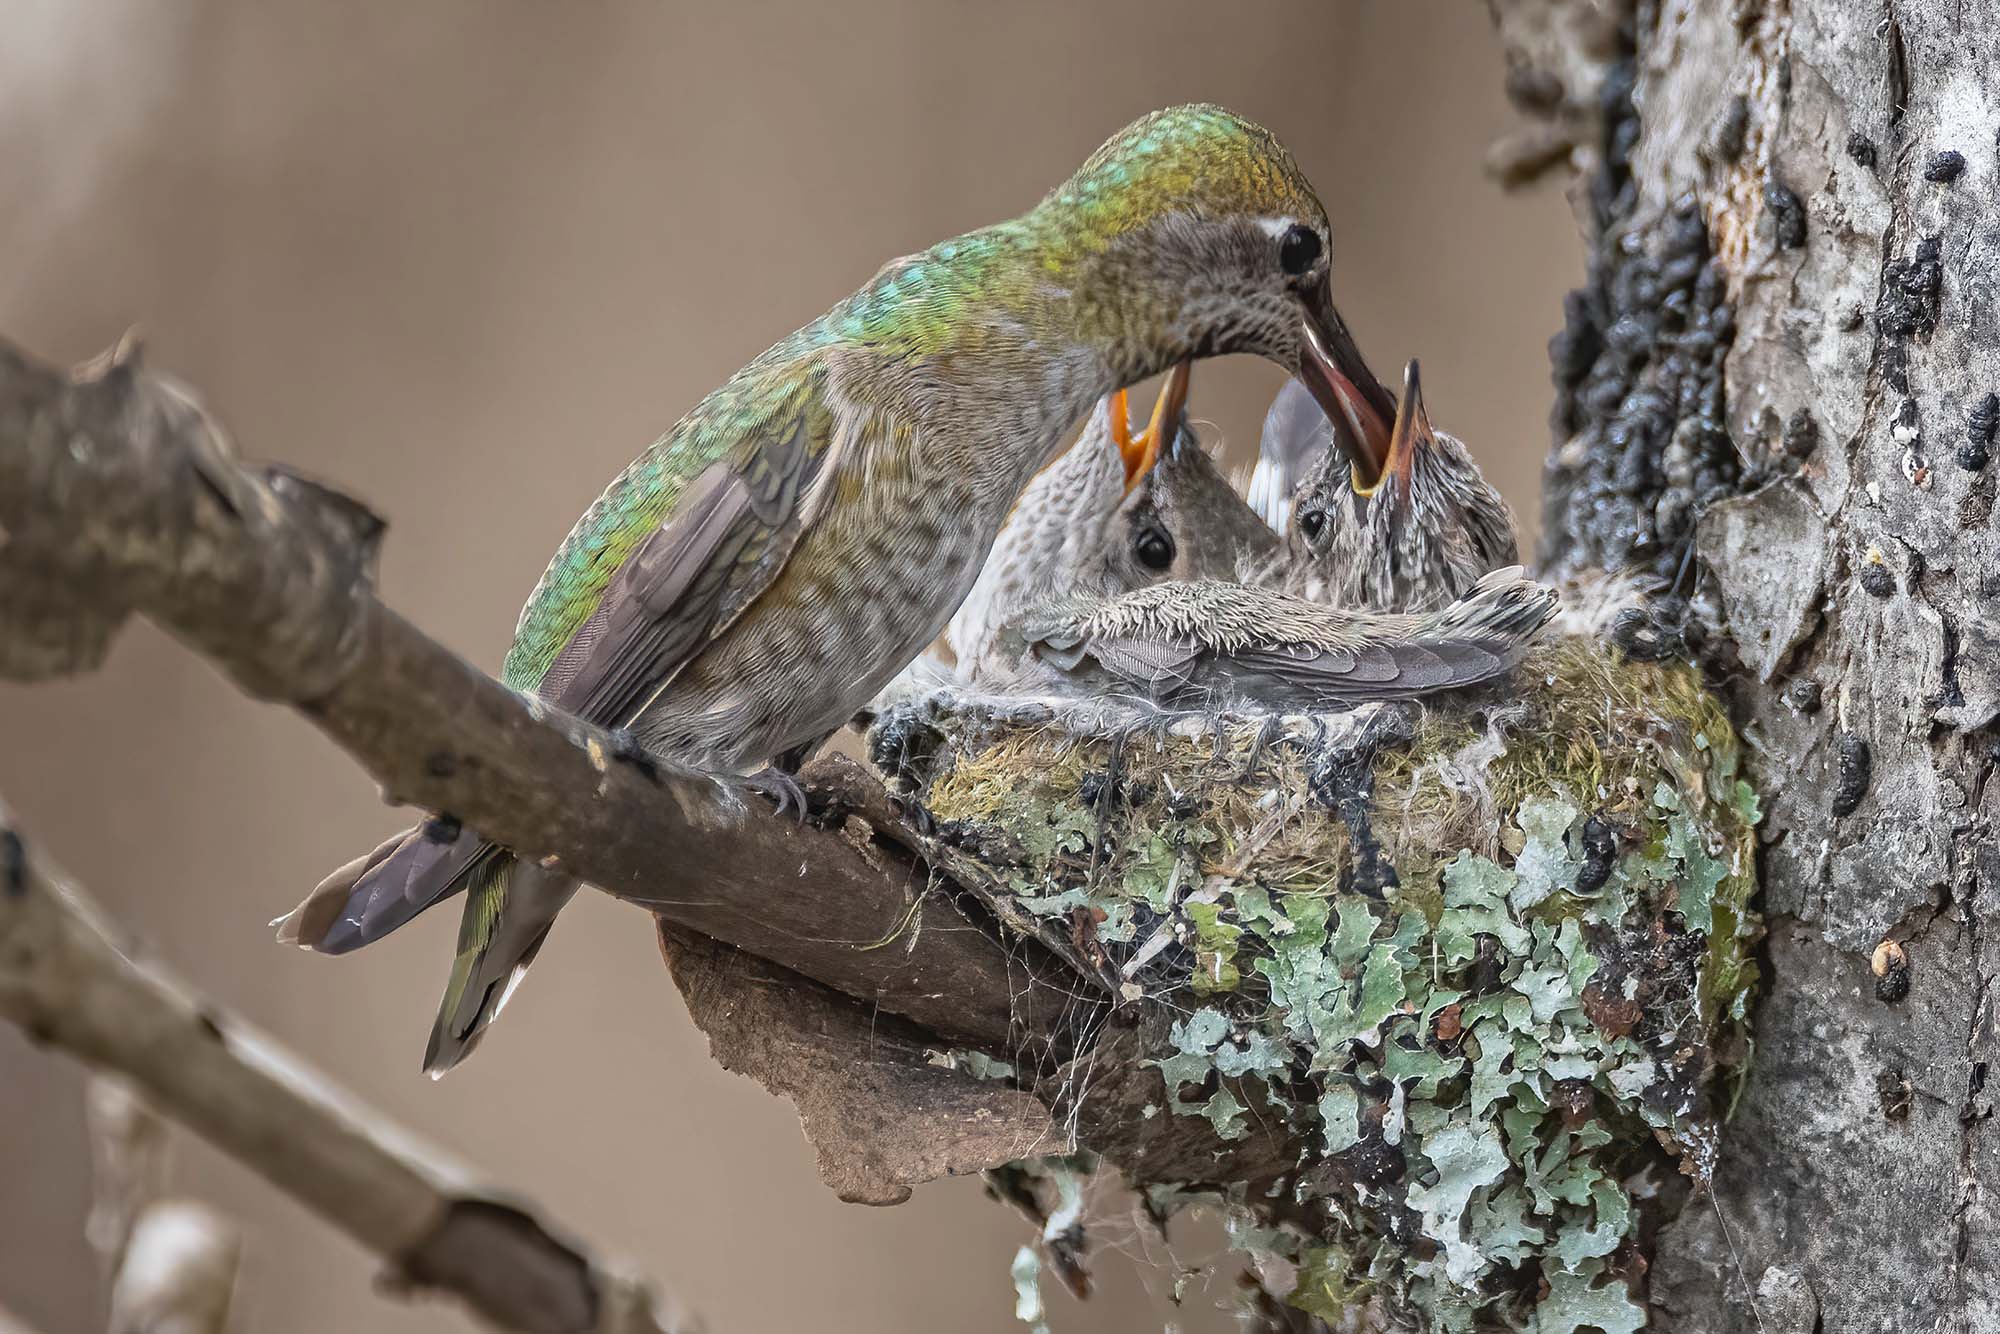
1296,281,1397,487
1353,359,1430,500
1110,360,1191,495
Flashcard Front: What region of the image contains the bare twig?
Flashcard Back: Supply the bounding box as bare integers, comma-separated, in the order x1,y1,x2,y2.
0,334,1076,1050
0,799,694,1334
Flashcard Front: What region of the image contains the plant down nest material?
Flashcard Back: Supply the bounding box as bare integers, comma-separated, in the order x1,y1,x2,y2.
870,635,1761,1333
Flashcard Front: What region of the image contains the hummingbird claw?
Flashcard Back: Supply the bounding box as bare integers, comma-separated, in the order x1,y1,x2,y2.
742,766,810,821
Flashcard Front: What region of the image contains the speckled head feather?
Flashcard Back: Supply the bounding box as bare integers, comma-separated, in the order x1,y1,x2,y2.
1285,361,1519,613
1044,106,1324,252
943,367,1285,680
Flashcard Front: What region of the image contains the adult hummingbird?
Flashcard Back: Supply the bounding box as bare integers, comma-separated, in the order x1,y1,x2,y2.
945,363,1282,680
286,104,1401,1073
1018,567,1556,711
1265,359,1518,612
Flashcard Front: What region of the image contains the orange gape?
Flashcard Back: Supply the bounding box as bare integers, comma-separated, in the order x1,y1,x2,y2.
1109,361,1191,494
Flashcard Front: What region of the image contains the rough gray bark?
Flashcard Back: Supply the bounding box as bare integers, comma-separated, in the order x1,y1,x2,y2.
1495,1,1999,1328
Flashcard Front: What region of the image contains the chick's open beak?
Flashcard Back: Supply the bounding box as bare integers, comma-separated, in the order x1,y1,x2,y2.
1296,280,1397,487
1111,360,1191,495
1354,358,1431,499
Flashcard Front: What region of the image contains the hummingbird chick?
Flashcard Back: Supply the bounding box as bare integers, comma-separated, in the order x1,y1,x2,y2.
1018,567,1557,712
1261,360,1519,612
288,104,1400,1072
946,363,1281,680
1246,373,1331,535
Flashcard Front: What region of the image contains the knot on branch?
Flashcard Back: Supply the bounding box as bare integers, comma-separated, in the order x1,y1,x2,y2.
0,337,381,699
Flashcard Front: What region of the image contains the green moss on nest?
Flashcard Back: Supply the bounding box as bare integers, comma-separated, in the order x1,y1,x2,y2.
892,638,1760,1331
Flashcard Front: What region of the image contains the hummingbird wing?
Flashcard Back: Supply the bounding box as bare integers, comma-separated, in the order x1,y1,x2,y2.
291,358,846,956
1026,573,1557,709
538,368,841,726
1203,571,1557,704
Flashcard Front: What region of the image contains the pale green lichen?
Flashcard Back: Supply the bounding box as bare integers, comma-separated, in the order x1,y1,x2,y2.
894,640,1760,1331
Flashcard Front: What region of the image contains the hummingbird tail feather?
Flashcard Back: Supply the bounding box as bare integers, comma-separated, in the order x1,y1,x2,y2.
285,823,496,955
422,858,578,1076
1407,566,1560,684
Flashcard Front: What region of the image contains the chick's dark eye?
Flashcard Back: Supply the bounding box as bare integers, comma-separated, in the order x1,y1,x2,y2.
1134,526,1175,571
1278,224,1322,277
1298,508,1327,541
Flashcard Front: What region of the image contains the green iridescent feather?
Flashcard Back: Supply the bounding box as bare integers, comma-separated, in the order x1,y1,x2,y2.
499,106,1320,694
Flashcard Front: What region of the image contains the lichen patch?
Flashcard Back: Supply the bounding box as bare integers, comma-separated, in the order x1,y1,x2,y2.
875,634,1761,1330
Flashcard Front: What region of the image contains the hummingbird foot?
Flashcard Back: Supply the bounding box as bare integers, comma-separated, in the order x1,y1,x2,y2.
739,765,810,821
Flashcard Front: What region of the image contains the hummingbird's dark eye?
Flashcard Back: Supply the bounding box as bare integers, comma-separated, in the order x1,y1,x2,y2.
1298,508,1327,542
1134,525,1175,571
1278,224,1322,277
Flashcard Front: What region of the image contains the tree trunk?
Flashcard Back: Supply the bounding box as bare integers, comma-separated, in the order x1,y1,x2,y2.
1498,1,2000,1328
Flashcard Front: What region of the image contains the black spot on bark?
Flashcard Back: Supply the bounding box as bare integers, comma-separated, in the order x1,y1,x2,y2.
1883,343,1912,396
1939,609,1966,710
1832,734,1872,817
1924,150,1966,183
1874,958,1911,1003
1859,561,1896,598
1846,132,1877,168
1961,440,1992,472
1783,679,1823,714
1764,180,1807,249
1542,184,1739,579
1782,409,1820,459
1969,393,1999,441
1886,13,1910,127
1877,236,1943,340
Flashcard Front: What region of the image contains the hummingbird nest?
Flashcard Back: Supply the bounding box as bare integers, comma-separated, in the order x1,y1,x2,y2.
868,635,1760,1333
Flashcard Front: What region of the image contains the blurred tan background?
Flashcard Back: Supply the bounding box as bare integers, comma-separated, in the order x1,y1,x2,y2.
0,3,1577,1331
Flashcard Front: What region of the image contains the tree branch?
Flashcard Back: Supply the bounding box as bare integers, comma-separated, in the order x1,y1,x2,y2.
0,330,1308,1233
0,798,693,1334
0,333,1080,1051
